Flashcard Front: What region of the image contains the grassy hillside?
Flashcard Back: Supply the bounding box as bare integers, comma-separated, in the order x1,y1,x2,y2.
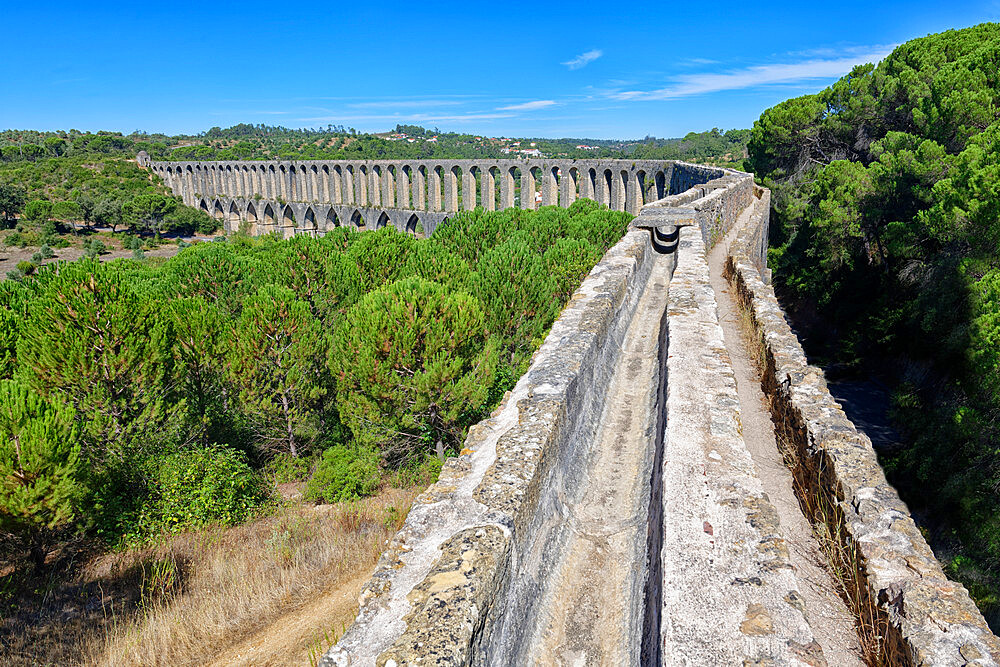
748,23,1000,618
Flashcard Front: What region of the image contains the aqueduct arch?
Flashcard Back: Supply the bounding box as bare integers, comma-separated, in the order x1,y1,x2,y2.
142,155,711,240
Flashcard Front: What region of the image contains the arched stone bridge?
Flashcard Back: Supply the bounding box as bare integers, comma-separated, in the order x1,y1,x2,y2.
137,152,719,237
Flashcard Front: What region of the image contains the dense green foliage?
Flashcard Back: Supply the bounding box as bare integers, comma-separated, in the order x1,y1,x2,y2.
0,203,629,566
305,445,381,503
748,23,1000,612
0,380,82,569
142,446,270,533
331,277,498,463
0,155,215,238
627,128,749,166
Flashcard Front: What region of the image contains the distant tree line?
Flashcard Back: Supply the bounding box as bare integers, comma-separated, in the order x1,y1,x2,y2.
0,156,216,244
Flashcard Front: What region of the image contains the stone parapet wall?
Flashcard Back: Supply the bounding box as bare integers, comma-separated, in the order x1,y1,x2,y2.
692,173,754,250
725,195,1000,665
321,172,749,665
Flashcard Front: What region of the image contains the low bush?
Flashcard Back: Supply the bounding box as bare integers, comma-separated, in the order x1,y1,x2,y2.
6,231,26,248
143,446,271,533
83,239,106,258
305,445,380,503
266,452,312,484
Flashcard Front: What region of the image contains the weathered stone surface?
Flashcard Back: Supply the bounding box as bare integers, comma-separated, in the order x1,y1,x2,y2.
319,164,863,666
725,187,1000,666
660,220,821,665
377,526,511,667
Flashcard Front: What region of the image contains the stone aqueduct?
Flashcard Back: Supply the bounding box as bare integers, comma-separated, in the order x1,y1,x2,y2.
137,151,707,236
136,154,1000,665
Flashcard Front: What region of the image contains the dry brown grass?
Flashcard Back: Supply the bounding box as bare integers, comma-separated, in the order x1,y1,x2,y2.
1,487,419,667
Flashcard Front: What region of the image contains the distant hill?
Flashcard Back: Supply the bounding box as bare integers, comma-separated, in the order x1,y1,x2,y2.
0,124,748,166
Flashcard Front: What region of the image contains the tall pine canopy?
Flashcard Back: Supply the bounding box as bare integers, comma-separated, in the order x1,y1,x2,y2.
748,22,1000,613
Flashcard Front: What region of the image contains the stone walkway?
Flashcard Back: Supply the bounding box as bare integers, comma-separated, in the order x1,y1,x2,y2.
707,210,864,665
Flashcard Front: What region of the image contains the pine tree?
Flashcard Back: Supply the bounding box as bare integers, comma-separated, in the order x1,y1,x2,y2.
472,233,558,372
331,277,497,463
346,226,415,294
228,285,330,457
0,380,82,571
166,296,230,444
543,237,604,304
15,259,183,459
164,242,264,318
402,240,476,292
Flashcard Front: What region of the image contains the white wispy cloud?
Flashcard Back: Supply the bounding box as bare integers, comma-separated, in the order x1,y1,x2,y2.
348,99,464,109
613,48,893,101
784,44,896,59
563,49,603,70
296,112,517,124
497,100,557,111
681,57,720,66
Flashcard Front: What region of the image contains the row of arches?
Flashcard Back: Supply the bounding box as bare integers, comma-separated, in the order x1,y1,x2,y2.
199,198,442,238
154,160,673,216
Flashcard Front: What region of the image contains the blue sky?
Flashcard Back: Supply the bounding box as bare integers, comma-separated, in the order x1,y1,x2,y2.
2,1,999,138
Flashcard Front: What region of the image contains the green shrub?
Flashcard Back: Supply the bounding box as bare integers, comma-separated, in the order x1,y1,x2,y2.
83,239,106,258
305,445,380,503
6,231,25,248
544,237,604,303
30,245,54,264
145,446,270,533
331,277,497,463
123,234,143,250
16,260,34,275
266,452,312,484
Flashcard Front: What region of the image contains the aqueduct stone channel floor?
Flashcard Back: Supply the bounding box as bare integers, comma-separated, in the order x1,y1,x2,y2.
137,155,1000,664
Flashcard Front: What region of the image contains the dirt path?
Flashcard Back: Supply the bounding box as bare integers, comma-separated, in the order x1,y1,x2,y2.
706,214,864,665
205,573,369,667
